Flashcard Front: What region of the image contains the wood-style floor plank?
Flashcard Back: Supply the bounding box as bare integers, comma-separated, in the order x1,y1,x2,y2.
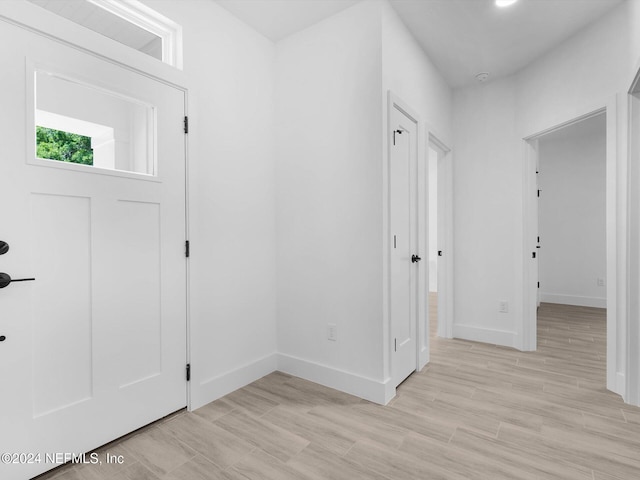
35,300,640,480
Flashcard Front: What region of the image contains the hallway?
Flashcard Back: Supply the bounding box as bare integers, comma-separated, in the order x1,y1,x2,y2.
39,303,639,480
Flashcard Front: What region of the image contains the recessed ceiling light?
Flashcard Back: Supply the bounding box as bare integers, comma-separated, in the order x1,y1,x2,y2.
495,0,518,7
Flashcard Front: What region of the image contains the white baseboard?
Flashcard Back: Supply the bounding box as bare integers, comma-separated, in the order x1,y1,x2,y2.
418,346,429,371
453,324,517,349
615,372,626,398
276,353,392,405
539,293,606,309
191,353,277,410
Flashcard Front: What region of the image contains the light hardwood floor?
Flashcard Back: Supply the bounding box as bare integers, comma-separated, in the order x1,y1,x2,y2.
37,299,640,480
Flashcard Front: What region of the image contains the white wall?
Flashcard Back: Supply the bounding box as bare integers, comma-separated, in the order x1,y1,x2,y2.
145,0,278,410
452,76,520,346
381,0,452,381
538,116,606,308
452,0,639,397
275,0,385,402
517,1,639,397
381,2,452,142
274,0,452,403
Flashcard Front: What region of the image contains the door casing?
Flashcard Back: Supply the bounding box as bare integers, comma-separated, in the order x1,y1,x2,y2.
520,99,621,398
428,134,454,340
385,91,426,395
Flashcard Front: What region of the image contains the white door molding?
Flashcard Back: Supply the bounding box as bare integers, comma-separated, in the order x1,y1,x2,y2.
384,91,425,392
427,133,454,340
519,98,623,399
626,70,640,405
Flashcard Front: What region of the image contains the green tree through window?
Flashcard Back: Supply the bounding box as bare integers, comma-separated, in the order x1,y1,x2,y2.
36,126,93,165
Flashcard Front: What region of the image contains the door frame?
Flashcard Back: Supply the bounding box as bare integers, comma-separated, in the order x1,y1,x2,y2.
626,70,640,406
427,133,454,340
0,1,192,409
520,98,622,397
384,91,426,393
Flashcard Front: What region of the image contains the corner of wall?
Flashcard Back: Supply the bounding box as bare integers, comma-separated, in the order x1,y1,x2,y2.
191,353,278,411
276,354,393,405
274,0,386,398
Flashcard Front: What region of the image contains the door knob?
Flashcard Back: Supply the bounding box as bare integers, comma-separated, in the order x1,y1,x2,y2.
0,273,36,289
0,241,8,255
411,255,422,263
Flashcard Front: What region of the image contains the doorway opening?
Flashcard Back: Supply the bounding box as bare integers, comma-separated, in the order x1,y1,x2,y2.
535,113,607,380
522,105,619,394
427,135,453,343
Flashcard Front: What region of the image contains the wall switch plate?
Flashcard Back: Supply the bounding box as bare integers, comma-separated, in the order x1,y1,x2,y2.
327,324,337,341
597,278,605,287
499,301,509,313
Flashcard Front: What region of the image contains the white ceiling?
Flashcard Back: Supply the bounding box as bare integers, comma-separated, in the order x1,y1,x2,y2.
215,0,361,41
391,0,624,88
214,0,624,88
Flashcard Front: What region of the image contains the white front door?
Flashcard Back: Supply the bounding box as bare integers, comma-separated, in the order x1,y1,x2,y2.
0,21,187,480
390,103,419,387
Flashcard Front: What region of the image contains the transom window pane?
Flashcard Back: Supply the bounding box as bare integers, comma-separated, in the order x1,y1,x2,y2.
35,70,156,176
28,0,164,61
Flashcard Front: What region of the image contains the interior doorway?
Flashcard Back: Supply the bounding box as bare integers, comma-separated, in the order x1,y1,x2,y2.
522,106,619,394
427,135,453,341
389,95,420,388
386,93,453,393
535,113,607,378
537,114,607,310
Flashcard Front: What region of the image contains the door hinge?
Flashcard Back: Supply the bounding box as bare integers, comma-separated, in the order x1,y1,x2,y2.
538,282,540,288
394,338,397,352
532,251,536,259
186,363,191,381
537,189,541,198
184,116,189,134
393,129,402,146
185,240,190,258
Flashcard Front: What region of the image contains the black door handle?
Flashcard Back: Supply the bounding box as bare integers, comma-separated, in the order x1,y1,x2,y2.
0,241,8,255
438,250,443,256
0,273,36,289
411,255,422,263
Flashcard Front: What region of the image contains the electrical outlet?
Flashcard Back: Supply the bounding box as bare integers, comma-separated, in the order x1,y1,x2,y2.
597,277,605,287
327,324,337,341
499,301,509,313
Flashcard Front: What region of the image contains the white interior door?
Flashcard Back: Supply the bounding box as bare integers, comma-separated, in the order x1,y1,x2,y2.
390,104,419,387
0,21,187,480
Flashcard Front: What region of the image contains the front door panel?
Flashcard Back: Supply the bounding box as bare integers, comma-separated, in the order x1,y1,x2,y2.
0,20,187,480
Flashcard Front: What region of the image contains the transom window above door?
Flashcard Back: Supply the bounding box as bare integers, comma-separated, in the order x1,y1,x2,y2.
27,0,182,68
